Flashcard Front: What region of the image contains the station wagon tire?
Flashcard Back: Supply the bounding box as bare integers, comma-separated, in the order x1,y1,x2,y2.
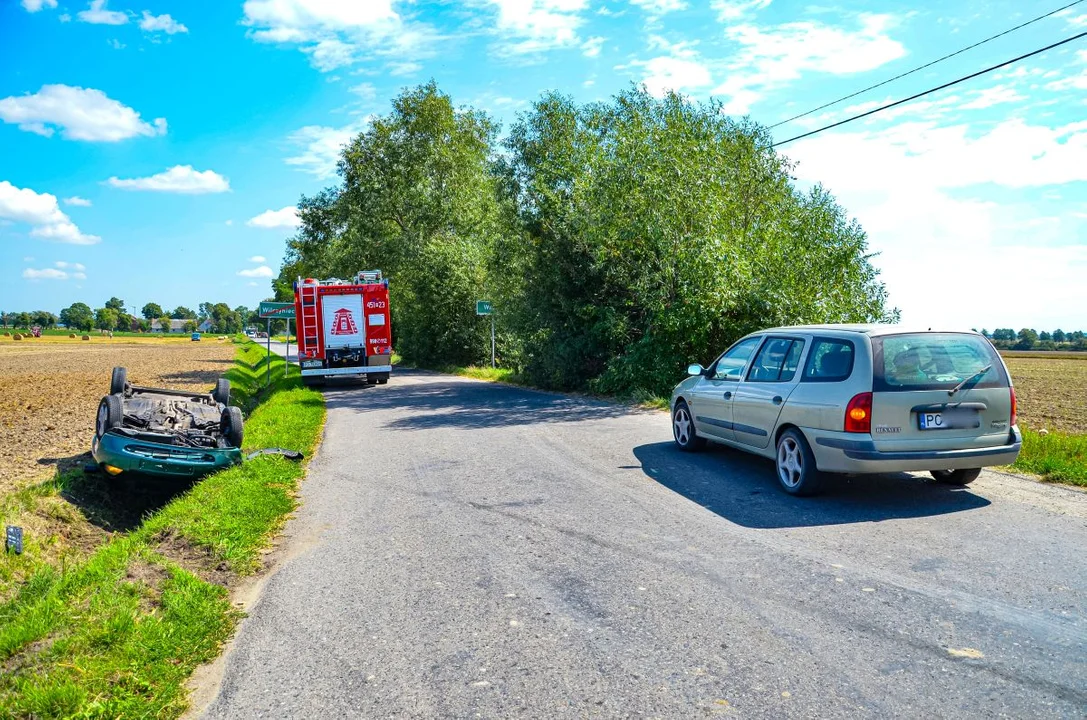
95,395,123,439
221,406,244,449
930,468,981,485
776,429,822,496
213,378,231,405
672,401,705,452
110,366,127,395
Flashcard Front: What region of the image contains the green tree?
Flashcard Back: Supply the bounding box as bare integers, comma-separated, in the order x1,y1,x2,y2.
142,302,164,320
60,302,94,331
158,315,173,333
31,310,57,328
1039,330,1051,342
992,328,1016,342
14,312,32,329
95,307,119,331
104,297,125,312
183,320,198,333
282,81,503,366
1015,328,1039,350
500,87,894,394
171,306,197,320
1053,329,1066,343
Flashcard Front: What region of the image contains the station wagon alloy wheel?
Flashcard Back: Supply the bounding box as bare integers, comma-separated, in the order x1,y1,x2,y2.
672,401,705,452
777,436,803,488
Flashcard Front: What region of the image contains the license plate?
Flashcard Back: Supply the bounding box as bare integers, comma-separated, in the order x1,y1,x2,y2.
919,409,978,430
919,412,946,430
302,360,322,369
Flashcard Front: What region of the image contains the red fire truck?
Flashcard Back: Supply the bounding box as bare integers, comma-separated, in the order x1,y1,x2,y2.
294,270,393,385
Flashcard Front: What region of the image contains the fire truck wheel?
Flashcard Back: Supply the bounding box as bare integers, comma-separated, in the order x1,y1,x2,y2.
376,373,390,385
366,376,378,385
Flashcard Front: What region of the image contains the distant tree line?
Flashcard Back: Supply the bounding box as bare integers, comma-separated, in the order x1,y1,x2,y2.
1,299,260,334
980,328,1087,352
278,81,898,397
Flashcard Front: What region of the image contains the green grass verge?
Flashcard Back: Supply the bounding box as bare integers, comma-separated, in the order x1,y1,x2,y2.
0,341,325,718
1013,428,1087,487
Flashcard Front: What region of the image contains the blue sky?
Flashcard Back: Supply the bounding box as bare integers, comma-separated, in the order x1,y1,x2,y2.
1,0,1085,331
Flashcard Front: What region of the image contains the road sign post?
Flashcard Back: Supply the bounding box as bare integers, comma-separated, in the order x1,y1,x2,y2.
258,302,297,386
476,300,494,369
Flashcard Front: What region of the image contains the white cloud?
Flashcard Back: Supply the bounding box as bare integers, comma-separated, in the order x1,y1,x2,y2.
959,85,1026,111
581,35,605,57
24,268,70,280
713,14,905,114
0,181,101,244
0,85,166,141
139,11,188,34
349,82,377,101
77,0,128,25
238,265,275,278
63,196,92,206
285,121,366,179
247,207,300,229
785,119,1087,328
639,55,713,96
108,38,125,50
22,0,58,12
630,0,686,16
482,0,588,55
225,219,234,226
1064,13,1087,28
249,255,267,263
387,61,422,75
711,0,771,20
242,0,438,72
55,261,86,270
106,165,230,193
248,281,259,286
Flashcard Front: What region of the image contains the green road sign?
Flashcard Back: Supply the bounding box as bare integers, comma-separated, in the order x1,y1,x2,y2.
476,300,493,316
258,301,295,319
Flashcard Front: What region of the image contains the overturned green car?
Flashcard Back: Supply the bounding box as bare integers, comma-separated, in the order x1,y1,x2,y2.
91,366,244,479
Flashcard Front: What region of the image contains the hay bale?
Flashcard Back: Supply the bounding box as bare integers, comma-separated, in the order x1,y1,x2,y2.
12,334,22,341
81,335,90,341
69,333,76,338
2,331,9,337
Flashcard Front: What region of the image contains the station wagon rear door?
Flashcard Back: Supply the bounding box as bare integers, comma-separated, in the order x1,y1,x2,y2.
730,336,807,449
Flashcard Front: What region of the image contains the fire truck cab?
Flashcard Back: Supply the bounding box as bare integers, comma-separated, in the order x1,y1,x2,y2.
294,270,393,385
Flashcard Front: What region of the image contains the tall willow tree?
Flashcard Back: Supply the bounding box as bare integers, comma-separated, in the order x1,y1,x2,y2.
498,86,895,395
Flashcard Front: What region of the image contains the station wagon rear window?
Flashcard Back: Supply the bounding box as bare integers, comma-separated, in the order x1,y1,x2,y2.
872,333,1008,392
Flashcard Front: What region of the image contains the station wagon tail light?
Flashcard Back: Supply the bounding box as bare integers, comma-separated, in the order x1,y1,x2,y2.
845,392,872,433
1010,387,1017,427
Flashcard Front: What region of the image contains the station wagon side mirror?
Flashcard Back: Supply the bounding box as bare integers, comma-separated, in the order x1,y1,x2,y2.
687,363,705,377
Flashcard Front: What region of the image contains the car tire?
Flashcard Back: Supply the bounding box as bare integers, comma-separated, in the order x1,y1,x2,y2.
96,395,123,438
376,372,390,385
672,400,705,452
213,378,231,406
366,375,378,385
221,406,244,448
776,429,822,496
110,366,127,395
930,468,981,485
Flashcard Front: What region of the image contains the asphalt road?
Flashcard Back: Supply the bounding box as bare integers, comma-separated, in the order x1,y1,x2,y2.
201,367,1087,719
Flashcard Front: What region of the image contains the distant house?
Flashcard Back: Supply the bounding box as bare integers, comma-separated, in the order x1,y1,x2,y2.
150,319,214,333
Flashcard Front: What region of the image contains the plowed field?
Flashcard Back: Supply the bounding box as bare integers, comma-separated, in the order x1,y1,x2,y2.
0,337,236,491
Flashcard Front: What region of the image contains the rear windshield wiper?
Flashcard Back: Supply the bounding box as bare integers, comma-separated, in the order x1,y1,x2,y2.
948,365,992,397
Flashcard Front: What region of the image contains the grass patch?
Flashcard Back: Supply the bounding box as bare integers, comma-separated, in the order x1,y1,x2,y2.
1013,428,1087,487
0,341,325,718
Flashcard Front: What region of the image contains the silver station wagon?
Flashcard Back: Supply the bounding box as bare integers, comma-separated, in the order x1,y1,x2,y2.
670,325,1021,496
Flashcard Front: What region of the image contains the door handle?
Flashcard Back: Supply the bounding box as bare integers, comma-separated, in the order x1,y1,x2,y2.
772,396,783,405
723,391,732,400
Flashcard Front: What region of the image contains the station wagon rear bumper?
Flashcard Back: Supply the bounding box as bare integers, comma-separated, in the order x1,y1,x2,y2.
810,427,1022,474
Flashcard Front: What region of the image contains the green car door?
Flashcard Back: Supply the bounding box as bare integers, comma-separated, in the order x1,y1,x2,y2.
730,336,807,448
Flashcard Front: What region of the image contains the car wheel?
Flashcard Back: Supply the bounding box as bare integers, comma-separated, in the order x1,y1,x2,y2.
213,378,231,405
221,406,244,448
930,468,981,485
672,401,705,452
376,372,389,385
366,375,378,385
776,429,822,496
96,395,123,438
110,366,127,395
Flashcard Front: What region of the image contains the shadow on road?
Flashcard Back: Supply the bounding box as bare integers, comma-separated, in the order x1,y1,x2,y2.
633,441,992,529
327,368,632,430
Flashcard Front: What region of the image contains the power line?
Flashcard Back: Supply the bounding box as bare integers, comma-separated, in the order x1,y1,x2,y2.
772,30,1087,148
769,0,1086,130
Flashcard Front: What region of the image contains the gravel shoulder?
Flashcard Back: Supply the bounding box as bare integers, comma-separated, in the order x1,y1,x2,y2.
200,368,1087,719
